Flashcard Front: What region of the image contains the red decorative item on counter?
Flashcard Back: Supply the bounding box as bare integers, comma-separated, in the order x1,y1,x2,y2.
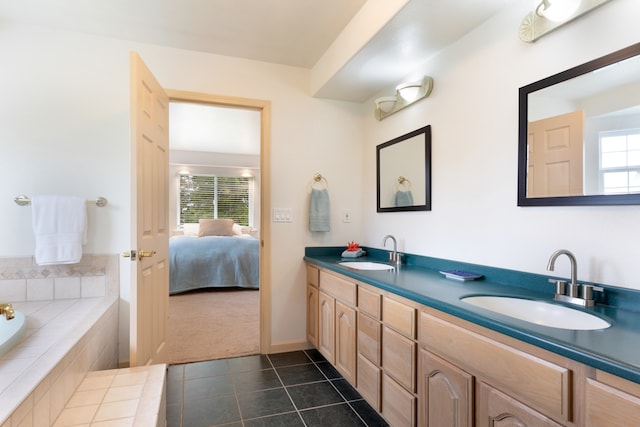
346,241,360,252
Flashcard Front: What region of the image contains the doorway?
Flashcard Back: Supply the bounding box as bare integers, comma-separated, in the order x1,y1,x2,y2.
166,90,271,363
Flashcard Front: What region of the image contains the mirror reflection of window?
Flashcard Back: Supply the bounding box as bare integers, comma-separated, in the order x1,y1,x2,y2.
599,129,640,194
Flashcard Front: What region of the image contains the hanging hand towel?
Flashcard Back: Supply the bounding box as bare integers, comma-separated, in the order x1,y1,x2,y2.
31,195,87,265
395,190,414,207
309,188,331,232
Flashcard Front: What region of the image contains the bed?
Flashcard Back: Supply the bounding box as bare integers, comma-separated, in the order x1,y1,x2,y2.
169,221,259,294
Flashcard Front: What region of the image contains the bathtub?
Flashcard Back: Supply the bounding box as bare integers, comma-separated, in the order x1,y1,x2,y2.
0,297,118,425
0,309,26,357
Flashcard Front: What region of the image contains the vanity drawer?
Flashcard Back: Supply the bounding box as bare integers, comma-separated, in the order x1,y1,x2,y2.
307,265,319,287
383,296,416,338
319,271,356,306
382,373,416,427
358,286,381,319
358,311,381,365
420,311,571,421
383,326,416,392
357,354,381,411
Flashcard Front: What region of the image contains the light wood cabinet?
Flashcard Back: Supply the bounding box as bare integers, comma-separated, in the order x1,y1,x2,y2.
358,353,381,410
419,309,572,426
382,372,416,427
335,300,357,384
419,349,473,427
305,264,640,427
585,371,640,427
306,284,318,348
306,265,319,349
316,270,357,383
356,287,383,411
383,326,416,392
318,291,335,363
477,382,564,426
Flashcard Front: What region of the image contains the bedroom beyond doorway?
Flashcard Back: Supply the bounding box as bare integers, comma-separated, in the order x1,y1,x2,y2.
168,289,260,364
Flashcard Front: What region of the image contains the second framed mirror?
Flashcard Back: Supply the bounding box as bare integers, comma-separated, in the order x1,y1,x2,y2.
377,125,431,212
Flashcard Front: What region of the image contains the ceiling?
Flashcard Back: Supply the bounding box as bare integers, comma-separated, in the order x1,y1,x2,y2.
0,0,521,102
0,0,521,153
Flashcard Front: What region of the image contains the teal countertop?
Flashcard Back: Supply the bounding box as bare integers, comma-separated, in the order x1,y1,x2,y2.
304,246,640,384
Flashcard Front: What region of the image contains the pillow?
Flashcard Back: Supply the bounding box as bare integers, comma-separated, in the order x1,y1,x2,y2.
182,223,200,236
198,219,235,237
232,223,244,236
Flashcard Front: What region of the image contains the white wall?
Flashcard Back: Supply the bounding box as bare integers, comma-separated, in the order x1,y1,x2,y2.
0,21,365,361
361,0,640,291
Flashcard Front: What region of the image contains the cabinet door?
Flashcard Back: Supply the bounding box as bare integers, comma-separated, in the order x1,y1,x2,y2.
306,284,318,348
419,349,473,427
585,378,640,427
335,300,357,385
318,291,335,364
477,382,563,427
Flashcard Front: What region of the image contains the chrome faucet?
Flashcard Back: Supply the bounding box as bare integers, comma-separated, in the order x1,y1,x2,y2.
0,303,15,320
382,235,402,265
547,249,579,297
546,249,603,307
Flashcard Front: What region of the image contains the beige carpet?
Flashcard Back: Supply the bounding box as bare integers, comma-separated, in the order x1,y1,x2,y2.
168,289,260,365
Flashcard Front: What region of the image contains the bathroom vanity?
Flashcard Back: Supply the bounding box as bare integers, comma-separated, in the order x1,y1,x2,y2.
305,247,640,427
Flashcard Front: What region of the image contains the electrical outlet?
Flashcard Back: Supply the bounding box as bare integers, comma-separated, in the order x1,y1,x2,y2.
343,209,352,223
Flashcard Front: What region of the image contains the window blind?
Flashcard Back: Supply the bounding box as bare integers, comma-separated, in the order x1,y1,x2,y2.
179,175,251,226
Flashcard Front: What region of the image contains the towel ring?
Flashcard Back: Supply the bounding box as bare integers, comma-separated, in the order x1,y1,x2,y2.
394,176,412,192
310,173,329,190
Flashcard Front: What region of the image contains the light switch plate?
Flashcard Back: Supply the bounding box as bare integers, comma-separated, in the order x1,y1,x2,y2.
273,208,293,223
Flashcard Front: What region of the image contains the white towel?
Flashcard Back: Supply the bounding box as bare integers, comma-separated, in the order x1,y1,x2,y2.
309,188,330,232
31,195,87,265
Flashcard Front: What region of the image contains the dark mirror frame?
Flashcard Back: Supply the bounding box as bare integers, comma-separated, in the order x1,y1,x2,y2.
518,42,640,206
377,125,431,212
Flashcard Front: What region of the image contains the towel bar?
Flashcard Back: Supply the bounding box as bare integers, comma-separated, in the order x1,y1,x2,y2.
14,195,108,207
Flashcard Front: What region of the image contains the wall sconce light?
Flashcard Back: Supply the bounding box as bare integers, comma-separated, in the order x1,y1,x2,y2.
374,76,434,121
519,0,613,42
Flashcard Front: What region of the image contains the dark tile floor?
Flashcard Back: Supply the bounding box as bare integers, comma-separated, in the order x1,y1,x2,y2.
166,349,389,427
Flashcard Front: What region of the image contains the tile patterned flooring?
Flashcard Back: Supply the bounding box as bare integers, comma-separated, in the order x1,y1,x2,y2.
166,349,390,427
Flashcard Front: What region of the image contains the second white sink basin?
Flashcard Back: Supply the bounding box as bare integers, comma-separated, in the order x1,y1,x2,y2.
338,261,395,271
461,296,611,330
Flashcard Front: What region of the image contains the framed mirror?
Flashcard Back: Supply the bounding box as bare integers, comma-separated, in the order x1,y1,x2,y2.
377,125,431,212
518,42,640,206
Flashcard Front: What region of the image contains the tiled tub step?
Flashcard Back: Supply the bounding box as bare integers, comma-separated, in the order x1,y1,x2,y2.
53,364,166,427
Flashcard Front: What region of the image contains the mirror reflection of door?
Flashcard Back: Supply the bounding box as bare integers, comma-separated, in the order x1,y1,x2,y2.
527,110,584,198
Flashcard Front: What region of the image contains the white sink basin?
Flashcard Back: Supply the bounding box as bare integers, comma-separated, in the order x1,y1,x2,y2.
338,261,395,271
460,296,610,330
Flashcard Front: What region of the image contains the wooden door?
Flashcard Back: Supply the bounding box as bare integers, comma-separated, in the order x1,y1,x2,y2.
335,301,357,385
419,349,473,427
528,110,584,197
129,52,170,366
306,284,319,348
318,291,335,364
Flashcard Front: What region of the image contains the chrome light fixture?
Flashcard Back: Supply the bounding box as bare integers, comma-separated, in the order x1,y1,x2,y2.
519,0,613,42
374,76,434,121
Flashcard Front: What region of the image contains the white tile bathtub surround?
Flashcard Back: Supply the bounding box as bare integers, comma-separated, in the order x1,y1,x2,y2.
0,254,118,302
0,297,118,426
26,278,55,301
53,364,167,427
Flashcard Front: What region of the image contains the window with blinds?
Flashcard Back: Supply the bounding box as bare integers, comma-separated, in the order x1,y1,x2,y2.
179,175,252,226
